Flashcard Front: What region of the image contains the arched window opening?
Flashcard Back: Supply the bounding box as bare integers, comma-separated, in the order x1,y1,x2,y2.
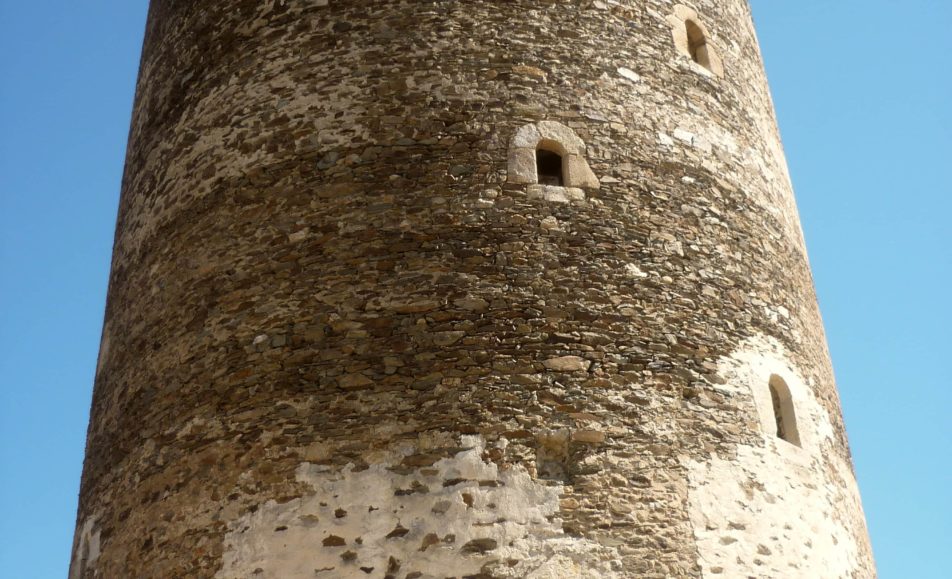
667,6,723,77
768,375,801,447
685,19,711,70
508,121,599,190
536,148,564,186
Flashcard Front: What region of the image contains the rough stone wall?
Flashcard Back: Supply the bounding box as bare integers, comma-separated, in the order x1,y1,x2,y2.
72,1,875,577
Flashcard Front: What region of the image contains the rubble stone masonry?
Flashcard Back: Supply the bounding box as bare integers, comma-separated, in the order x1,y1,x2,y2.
71,1,876,577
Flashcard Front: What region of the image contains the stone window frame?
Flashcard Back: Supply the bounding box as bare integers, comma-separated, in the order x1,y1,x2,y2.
667,5,724,77
767,374,802,447
507,121,600,196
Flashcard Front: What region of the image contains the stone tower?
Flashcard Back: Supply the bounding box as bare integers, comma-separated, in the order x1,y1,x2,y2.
71,1,876,577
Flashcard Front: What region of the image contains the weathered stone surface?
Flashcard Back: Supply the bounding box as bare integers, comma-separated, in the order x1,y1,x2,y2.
526,184,586,204
543,356,592,373
617,67,642,83
338,373,373,390
572,430,607,444
432,331,466,347
70,1,875,578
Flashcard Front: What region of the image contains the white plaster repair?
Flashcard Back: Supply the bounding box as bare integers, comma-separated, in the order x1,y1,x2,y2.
95,324,111,377
686,335,868,578
217,436,618,578
68,516,101,579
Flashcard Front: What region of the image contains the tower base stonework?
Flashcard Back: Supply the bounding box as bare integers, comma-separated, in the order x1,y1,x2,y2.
71,1,875,577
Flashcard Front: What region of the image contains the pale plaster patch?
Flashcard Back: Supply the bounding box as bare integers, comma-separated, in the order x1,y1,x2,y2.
69,516,101,579
95,324,111,377
686,335,868,578
217,436,618,579
661,109,806,253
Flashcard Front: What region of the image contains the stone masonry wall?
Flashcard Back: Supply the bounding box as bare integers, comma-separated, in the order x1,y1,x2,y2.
71,1,875,577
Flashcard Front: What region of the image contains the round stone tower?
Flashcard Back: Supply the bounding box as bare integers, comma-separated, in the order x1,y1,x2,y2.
71,1,876,577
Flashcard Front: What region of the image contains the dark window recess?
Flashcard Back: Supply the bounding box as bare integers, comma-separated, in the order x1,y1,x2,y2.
536,149,563,186
686,20,710,69
769,383,786,440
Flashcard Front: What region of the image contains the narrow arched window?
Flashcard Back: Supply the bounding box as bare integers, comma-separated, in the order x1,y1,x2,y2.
536,149,563,186
667,6,723,77
685,20,711,70
768,375,801,446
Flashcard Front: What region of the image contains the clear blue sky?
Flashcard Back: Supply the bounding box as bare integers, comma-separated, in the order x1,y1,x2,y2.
0,1,948,577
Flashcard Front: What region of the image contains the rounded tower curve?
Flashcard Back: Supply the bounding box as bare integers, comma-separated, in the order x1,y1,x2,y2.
72,1,875,577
